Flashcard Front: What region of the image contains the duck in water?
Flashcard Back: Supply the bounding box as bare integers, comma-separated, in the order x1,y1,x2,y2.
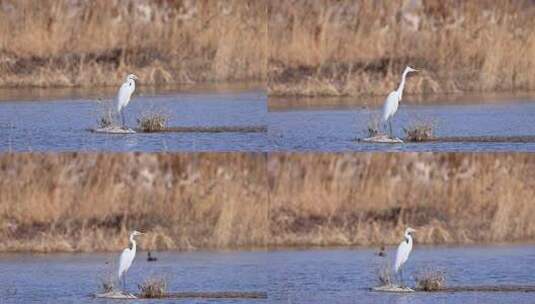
147,251,158,262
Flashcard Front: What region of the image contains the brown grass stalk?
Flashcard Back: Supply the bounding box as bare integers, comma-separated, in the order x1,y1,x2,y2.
0,0,268,87
268,0,535,97
1,153,535,252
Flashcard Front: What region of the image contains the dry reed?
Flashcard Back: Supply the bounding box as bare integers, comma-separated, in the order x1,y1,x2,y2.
1,153,535,252
0,0,268,87
138,276,167,298
404,120,434,142
137,111,169,132
268,0,535,98
376,262,393,287
267,153,535,247
0,153,269,252
414,268,446,291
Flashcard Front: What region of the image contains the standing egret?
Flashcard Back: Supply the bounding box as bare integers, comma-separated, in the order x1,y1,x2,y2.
382,66,418,137
118,230,143,291
116,74,138,127
394,227,416,286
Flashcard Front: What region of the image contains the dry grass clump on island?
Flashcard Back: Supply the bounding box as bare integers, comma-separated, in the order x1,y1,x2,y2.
138,276,167,298
99,276,116,294
0,0,267,87
1,153,535,252
95,98,115,128
268,0,535,97
376,263,393,287
403,119,435,142
137,110,169,132
414,268,446,291
366,114,381,138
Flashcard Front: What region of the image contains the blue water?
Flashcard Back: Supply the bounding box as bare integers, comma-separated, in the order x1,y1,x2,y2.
2,89,535,151
269,245,535,304
0,90,268,152
268,99,535,152
0,245,534,303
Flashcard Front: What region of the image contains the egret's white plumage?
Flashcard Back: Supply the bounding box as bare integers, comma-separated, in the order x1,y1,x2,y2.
116,74,138,127
118,230,143,290
381,66,418,136
394,227,416,285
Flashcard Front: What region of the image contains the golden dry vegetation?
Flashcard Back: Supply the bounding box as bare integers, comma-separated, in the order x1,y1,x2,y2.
0,153,268,252
1,153,534,252
0,0,267,87
268,0,535,98
268,153,535,247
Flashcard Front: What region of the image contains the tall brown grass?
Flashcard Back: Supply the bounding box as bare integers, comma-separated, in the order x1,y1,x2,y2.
267,153,535,247
0,153,269,252
0,0,267,87
268,0,535,97
1,153,535,252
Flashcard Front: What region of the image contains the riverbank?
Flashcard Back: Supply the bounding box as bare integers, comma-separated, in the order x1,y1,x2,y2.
268,1,535,97
0,153,534,252
0,0,267,87
2,1,534,98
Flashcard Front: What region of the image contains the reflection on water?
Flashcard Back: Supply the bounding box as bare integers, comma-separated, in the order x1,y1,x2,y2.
0,245,533,304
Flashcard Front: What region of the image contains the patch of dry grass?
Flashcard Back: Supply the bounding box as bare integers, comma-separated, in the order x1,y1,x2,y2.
95,98,115,128
268,0,535,97
137,110,169,132
0,0,268,87
404,120,434,142
267,153,535,247
414,268,446,291
99,276,115,294
376,262,393,287
1,153,535,252
0,153,269,252
138,276,167,298
366,114,381,138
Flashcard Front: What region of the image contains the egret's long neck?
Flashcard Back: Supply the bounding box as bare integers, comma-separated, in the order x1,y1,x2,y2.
129,235,137,252
396,70,409,100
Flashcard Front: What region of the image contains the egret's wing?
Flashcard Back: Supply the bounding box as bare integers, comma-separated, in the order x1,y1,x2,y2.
116,83,132,112
394,240,409,273
118,248,132,278
382,91,399,122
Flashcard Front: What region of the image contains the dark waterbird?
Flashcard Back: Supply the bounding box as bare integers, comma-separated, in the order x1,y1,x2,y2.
147,251,158,262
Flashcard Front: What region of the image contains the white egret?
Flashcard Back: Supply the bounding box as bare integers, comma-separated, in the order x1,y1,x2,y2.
382,66,418,137
116,74,138,127
118,230,143,291
394,227,416,286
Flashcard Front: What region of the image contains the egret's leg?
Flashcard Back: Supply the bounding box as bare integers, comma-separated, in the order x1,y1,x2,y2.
399,268,404,287
389,120,393,138
123,274,126,292
121,111,126,128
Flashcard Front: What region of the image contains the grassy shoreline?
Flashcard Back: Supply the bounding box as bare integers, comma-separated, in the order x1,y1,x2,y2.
268,0,535,97
0,1,267,87
1,153,534,252
2,1,534,98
